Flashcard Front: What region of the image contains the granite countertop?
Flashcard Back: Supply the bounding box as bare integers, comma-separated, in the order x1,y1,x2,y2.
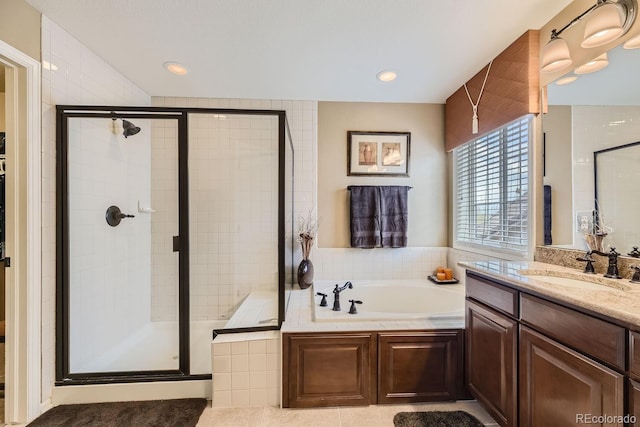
460,260,640,328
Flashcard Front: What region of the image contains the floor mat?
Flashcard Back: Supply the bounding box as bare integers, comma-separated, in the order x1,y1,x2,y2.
27,398,207,427
393,410,485,427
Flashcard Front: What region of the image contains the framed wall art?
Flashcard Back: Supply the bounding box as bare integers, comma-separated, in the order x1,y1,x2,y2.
347,131,410,177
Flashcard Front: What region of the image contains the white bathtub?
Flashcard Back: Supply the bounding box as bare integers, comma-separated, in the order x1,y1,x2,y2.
312,280,465,322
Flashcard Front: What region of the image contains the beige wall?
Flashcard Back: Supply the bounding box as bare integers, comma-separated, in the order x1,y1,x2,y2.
318,102,446,248
0,0,41,61
0,92,5,130
542,105,573,245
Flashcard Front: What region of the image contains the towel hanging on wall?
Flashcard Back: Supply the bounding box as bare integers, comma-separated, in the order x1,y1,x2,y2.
348,185,411,248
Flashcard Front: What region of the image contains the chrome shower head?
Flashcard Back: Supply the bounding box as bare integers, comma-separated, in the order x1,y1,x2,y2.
122,119,141,138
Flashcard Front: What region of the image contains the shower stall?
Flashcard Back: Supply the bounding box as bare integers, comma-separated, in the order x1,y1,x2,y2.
56,106,294,384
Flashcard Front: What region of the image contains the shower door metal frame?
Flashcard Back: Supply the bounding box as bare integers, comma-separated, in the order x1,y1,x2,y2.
56,106,288,385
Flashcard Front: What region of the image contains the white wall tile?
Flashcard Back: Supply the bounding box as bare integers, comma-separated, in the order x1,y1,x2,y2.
41,15,151,402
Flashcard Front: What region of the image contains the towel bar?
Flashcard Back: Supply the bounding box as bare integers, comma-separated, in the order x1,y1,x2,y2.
347,185,412,190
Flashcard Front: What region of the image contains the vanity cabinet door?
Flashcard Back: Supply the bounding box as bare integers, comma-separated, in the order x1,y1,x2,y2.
630,379,640,426
466,299,517,427
520,326,624,427
377,330,463,404
282,333,376,408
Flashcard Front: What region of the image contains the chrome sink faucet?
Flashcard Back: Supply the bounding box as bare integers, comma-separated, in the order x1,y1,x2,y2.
332,281,353,311
591,247,622,279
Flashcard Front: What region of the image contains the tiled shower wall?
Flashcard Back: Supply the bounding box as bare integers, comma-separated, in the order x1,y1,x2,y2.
572,105,640,249
151,97,316,321
41,16,151,403
67,117,152,372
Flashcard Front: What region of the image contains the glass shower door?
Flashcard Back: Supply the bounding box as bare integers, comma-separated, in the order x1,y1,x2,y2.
66,116,180,374
187,112,280,373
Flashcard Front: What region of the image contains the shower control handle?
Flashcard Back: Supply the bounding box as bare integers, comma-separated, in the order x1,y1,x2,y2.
105,205,135,227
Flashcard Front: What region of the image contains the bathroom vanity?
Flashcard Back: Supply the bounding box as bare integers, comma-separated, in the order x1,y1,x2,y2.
463,261,640,427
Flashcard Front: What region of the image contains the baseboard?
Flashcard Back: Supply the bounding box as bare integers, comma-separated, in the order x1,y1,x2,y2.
51,379,212,405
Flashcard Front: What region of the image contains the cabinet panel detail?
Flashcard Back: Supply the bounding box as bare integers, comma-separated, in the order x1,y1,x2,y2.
519,326,624,427
521,294,626,371
466,273,518,318
283,333,376,408
378,331,462,404
631,331,640,380
466,300,517,427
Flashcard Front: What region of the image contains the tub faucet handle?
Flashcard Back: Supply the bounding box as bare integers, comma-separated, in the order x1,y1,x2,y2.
348,300,362,315
315,292,327,307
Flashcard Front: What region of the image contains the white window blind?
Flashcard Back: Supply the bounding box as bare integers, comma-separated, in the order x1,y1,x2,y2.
454,116,531,253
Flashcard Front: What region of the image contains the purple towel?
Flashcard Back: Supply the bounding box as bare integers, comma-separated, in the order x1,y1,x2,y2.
349,186,381,248
379,186,409,248
349,185,409,248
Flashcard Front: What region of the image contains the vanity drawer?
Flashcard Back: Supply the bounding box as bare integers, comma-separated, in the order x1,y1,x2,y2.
630,331,640,379
466,273,519,318
521,294,626,371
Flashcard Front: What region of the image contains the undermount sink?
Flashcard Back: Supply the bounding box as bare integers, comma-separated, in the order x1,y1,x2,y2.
517,269,633,292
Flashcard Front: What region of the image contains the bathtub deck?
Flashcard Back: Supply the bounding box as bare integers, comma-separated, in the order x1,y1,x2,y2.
282,280,466,333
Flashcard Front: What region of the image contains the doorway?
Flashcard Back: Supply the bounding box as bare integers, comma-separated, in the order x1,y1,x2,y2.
0,39,42,424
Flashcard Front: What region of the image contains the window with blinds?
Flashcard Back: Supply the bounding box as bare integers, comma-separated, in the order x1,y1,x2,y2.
454,116,531,254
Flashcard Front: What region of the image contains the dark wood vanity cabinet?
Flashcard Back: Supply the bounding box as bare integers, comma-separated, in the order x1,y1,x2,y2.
283,330,465,408
630,379,640,426
377,331,463,404
282,332,377,408
519,326,624,427
465,278,518,427
466,271,632,427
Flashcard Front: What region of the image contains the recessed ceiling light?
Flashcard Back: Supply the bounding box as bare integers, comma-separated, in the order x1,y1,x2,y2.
163,61,189,76
376,70,397,82
556,76,578,85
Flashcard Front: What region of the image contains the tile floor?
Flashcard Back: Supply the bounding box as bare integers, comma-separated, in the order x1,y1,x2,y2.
196,400,498,426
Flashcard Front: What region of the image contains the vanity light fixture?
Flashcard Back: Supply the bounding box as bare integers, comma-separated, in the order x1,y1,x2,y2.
574,53,609,74
376,70,397,82
555,75,579,85
623,32,640,48
163,61,189,76
582,1,627,47
541,31,573,73
541,0,637,73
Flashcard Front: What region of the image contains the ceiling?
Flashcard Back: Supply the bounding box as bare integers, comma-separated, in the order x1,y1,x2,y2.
26,0,572,103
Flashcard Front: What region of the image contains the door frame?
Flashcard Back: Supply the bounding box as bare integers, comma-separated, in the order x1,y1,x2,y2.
0,40,42,423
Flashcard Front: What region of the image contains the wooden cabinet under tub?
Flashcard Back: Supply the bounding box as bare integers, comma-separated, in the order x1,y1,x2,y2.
282,332,377,408
282,330,465,408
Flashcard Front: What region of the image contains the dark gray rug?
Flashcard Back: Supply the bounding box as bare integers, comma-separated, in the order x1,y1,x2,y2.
393,410,484,427
27,398,207,427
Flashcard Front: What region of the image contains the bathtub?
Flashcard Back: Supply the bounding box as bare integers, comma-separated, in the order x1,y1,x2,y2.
312,280,465,322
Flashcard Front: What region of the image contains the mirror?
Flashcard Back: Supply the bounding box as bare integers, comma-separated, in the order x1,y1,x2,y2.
543,44,640,253
594,141,640,254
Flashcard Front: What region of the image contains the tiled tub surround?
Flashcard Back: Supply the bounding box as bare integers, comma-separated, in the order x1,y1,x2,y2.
461,260,640,326
211,332,280,408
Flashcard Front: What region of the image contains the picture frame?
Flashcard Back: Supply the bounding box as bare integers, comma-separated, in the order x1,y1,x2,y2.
347,131,410,176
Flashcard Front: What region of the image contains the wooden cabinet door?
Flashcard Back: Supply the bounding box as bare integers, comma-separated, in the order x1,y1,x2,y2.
466,299,517,427
283,333,376,408
630,379,640,427
519,326,624,427
378,330,463,404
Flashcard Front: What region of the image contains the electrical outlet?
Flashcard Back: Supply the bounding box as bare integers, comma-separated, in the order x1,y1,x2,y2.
576,211,594,232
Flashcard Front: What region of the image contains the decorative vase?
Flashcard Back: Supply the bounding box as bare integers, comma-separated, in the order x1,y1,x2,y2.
297,258,314,289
